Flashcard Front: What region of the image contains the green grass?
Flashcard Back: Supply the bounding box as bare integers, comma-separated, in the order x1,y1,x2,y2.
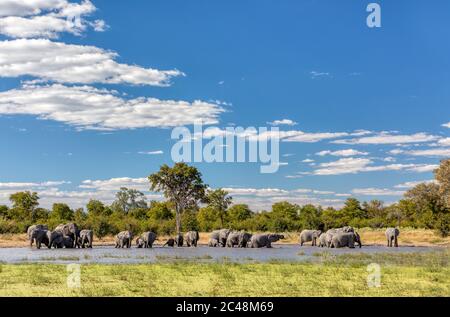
0,251,448,297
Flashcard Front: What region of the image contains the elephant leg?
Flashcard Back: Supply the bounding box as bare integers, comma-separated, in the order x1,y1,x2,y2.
267,242,272,248
394,237,398,247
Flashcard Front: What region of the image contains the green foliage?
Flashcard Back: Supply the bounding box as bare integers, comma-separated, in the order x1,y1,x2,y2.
206,189,232,227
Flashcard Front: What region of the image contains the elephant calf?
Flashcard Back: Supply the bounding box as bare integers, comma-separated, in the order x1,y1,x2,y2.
250,234,285,248
115,231,133,248
79,230,94,248
317,233,327,248
208,238,219,247
299,230,322,246
163,238,176,247
385,228,400,247
175,233,184,247
184,231,199,247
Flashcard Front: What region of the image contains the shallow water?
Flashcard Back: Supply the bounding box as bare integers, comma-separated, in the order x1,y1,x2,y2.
0,244,440,264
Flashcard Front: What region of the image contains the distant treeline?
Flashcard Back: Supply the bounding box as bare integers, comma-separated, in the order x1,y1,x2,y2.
1,160,449,237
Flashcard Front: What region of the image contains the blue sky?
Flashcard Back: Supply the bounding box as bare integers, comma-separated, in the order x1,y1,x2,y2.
0,0,449,210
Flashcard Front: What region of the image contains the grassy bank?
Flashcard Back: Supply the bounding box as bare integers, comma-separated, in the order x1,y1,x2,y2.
0,251,448,296
1,228,449,248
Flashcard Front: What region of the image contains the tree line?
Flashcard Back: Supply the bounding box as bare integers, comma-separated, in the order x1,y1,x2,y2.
1,160,449,238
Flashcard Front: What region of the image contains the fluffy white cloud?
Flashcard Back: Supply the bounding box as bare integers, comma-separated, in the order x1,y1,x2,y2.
390,147,450,158
442,122,450,128
316,149,369,157
312,157,437,176
0,39,183,86
79,177,150,192
351,188,405,196
394,180,436,189
437,138,450,146
0,0,106,38
267,119,297,126
333,132,440,145
0,84,224,130
0,180,70,189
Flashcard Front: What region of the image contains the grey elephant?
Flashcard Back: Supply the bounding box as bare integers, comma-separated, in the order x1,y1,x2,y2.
115,231,133,248
208,238,219,247
330,232,362,248
317,233,327,247
226,232,252,248
30,228,49,249
385,228,400,247
184,231,199,247
138,231,157,248
79,230,93,248
210,229,231,247
299,230,322,246
163,238,175,247
55,223,80,248
238,232,252,248
175,233,184,247
63,236,74,248
27,224,48,241
136,237,145,248
226,232,241,247
47,231,64,248
250,234,285,248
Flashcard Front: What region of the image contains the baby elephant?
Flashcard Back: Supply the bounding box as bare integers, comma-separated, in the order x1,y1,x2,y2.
175,233,184,247
185,231,200,247
163,238,176,247
299,230,322,246
331,232,362,248
385,228,400,247
115,231,133,248
208,238,219,247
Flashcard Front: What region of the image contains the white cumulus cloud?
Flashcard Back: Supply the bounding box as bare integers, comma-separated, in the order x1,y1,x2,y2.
0,84,225,130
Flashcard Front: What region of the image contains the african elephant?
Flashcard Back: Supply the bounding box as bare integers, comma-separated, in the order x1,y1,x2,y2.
299,230,322,246
139,231,157,248
55,223,80,248
163,238,175,247
136,237,145,248
79,230,93,248
175,233,184,247
63,236,74,248
317,233,327,247
115,231,133,248
30,228,49,249
226,232,241,247
210,229,231,247
238,232,252,248
385,228,400,247
184,231,199,247
208,238,219,247
47,231,64,248
250,234,285,248
330,232,362,248
27,225,48,241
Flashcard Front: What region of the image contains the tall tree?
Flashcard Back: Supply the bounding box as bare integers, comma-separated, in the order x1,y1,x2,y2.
9,191,39,221
435,159,450,208
112,187,147,214
206,189,233,227
149,163,207,234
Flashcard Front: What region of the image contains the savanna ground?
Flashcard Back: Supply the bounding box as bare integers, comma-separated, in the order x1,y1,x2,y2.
1,228,449,248
0,250,449,297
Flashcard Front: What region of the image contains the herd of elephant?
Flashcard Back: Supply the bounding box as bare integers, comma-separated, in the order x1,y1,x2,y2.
27,223,401,250
299,227,401,248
